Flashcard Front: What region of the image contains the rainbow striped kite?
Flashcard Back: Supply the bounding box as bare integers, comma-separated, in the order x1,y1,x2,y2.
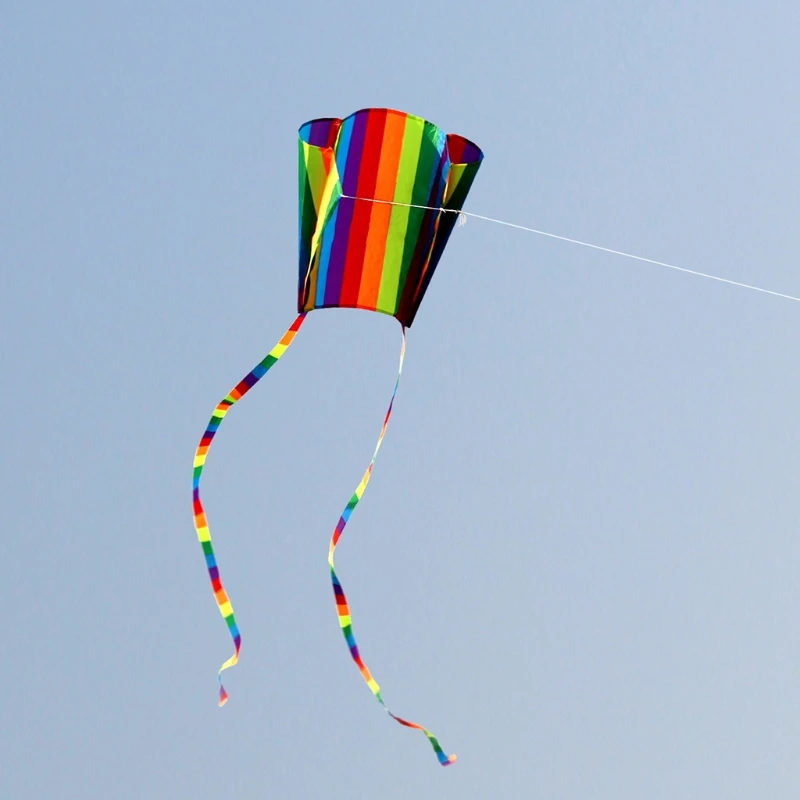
193,108,483,765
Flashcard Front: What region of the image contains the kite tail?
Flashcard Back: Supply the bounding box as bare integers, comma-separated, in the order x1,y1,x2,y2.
328,326,456,767
192,313,306,706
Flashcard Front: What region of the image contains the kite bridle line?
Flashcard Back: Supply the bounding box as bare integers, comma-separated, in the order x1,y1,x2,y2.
341,194,800,305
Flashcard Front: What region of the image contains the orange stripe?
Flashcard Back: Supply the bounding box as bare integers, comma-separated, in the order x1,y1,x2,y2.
356,110,407,310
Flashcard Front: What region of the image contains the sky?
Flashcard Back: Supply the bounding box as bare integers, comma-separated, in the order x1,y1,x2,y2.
3,2,800,797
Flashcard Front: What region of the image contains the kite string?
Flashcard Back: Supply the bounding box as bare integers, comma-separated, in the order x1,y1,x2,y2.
192,312,307,707
341,195,800,305
327,325,456,767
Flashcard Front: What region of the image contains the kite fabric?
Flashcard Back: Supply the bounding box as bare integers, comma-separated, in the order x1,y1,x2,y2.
192,108,483,765
192,313,306,705
298,108,483,327
327,327,455,766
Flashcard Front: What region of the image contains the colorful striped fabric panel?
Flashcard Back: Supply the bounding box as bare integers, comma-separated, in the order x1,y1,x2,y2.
328,327,456,766
405,134,484,326
192,313,306,706
298,108,483,327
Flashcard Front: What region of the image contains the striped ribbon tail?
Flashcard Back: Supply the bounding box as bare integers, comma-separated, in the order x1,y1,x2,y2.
328,325,456,767
192,313,307,706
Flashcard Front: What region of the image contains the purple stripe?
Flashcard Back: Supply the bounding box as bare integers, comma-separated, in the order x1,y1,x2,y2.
323,200,354,306
309,120,329,145
305,119,338,148
341,112,368,195
323,114,368,306
460,140,482,163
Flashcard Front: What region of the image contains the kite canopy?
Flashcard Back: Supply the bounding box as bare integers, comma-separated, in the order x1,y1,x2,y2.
298,108,483,327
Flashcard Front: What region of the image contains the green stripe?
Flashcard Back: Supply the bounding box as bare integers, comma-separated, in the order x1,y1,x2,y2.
395,122,440,310
300,177,315,252
376,116,425,313
259,354,278,369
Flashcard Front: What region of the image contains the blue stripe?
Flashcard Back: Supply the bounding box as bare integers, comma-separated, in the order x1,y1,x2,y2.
334,115,354,179
315,204,339,307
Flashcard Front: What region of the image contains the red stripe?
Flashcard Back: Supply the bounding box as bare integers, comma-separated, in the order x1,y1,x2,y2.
447,134,467,164
339,110,387,307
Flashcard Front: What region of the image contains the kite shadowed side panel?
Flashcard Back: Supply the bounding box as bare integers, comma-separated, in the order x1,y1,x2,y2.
194,107,483,766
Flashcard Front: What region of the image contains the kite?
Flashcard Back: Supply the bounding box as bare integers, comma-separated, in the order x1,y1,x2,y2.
192,108,483,765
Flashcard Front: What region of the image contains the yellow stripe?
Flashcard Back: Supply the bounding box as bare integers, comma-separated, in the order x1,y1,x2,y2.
443,162,468,205
220,653,238,670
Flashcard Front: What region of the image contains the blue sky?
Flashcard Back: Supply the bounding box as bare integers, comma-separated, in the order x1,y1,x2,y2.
3,2,800,797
